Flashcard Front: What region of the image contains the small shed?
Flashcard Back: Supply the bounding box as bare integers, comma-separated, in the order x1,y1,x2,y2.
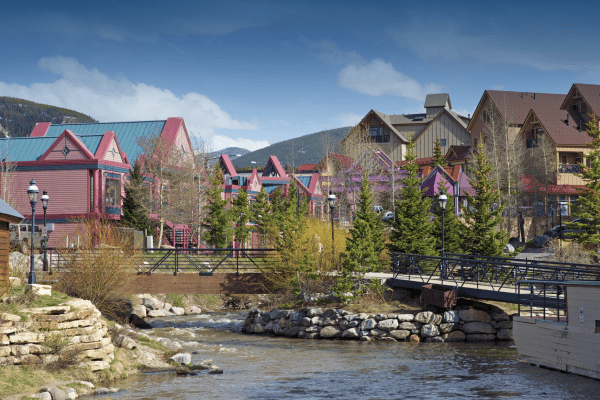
0,199,23,294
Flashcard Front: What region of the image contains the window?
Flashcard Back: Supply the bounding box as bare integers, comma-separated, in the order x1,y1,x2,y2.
180,145,186,157
368,127,389,143
474,137,478,148
440,139,447,146
561,155,567,164
483,110,490,123
314,202,322,219
105,178,121,207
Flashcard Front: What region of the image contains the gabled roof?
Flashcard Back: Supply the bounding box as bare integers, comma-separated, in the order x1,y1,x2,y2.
468,90,565,131
0,198,23,223
445,145,471,159
561,83,600,116
298,163,317,171
262,156,287,178
219,154,238,177
421,164,474,197
0,132,105,162
371,110,409,141
413,108,468,141
424,93,451,109
330,153,354,169
521,109,590,146
32,119,174,165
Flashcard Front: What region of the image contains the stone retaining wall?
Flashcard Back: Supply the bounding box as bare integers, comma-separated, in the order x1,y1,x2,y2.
0,299,113,370
243,307,513,343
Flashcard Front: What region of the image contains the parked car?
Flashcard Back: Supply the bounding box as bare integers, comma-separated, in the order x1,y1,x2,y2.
9,223,43,254
381,211,394,223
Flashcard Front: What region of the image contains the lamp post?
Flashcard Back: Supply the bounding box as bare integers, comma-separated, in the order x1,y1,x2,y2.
41,191,49,272
438,191,448,280
327,191,336,269
27,180,39,285
559,201,567,253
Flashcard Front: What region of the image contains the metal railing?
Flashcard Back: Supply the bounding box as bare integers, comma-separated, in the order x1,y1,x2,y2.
391,252,600,292
517,280,567,323
43,247,277,276
138,248,277,275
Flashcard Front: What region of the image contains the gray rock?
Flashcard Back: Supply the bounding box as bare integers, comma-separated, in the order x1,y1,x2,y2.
114,334,136,349
272,323,282,335
421,324,440,338
301,317,312,327
93,388,122,395
397,314,414,322
185,306,202,315
341,327,360,339
47,388,68,400
290,311,304,322
398,321,421,330
147,309,168,318
379,337,397,342
377,319,399,332
442,331,466,342
322,317,339,326
306,307,323,317
359,319,377,331
459,309,492,323
264,321,274,332
495,320,512,329
311,316,323,326
462,322,496,334
424,336,445,343
359,330,370,337
132,305,147,318
359,336,372,342
388,330,410,340
438,323,458,334
269,309,280,320
280,310,292,318
503,243,515,253
320,326,342,338
369,328,386,337
305,325,320,333
443,310,460,323
163,302,173,311
465,334,496,342
497,329,513,340
491,311,510,321
357,313,368,320
321,309,336,319
170,306,185,316
338,319,349,330
142,297,162,310
171,353,192,365
253,323,265,333
415,311,436,324
209,365,224,374
65,387,77,400
32,392,52,400
278,318,290,328
344,314,357,321
284,326,302,338
158,338,181,351
348,320,360,328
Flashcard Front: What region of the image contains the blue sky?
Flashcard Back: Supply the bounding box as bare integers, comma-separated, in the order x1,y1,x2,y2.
2,0,600,151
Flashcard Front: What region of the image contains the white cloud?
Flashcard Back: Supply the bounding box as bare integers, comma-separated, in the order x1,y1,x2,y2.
338,59,442,101
334,113,362,127
210,135,269,152
0,56,257,142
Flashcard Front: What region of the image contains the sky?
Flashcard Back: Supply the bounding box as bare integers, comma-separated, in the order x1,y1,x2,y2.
2,0,600,152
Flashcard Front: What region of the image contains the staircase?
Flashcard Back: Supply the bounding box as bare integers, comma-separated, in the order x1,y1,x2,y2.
162,222,198,248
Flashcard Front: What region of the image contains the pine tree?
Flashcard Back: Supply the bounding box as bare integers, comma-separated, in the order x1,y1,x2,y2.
388,141,436,256
431,181,463,255
231,189,251,248
252,187,271,247
430,138,446,168
569,115,600,256
121,159,154,236
337,172,385,299
202,168,232,248
460,145,507,256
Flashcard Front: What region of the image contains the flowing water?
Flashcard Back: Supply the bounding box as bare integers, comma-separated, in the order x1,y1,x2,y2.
87,312,599,399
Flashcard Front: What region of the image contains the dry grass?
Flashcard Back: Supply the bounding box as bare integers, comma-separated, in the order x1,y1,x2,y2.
543,238,593,265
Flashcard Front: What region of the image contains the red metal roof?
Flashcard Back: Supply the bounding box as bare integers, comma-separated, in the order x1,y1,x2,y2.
298,163,317,171
521,175,585,194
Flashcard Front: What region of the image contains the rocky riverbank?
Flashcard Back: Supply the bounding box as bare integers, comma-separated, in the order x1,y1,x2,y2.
243,306,514,343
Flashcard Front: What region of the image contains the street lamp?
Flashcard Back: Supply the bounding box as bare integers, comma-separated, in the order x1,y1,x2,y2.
438,191,448,280
327,191,336,269
41,191,49,272
27,180,39,285
559,201,567,252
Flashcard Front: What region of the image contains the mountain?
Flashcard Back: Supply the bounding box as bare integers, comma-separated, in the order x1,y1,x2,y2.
232,126,352,169
0,97,97,138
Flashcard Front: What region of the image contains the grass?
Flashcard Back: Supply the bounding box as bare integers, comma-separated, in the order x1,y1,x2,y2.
166,294,184,308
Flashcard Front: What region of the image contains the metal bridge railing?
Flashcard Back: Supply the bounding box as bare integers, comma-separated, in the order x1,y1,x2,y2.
517,280,567,323
391,252,600,292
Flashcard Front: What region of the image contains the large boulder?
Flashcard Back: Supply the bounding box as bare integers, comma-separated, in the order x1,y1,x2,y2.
388,330,410,340
359,319,377,331
171,353,192,365
143,297,163,311
497,329,513,340
377,319,399,332
319,326,342,339
442,331,466,342
306,307,323,317
132,305,147,318
397,314,415,322
421,324,440,338
459,309,492,323
462,322,496,334
341,328,360,339
129,314,152,329
171,307,185,316
415,312,440,324
443,311,460,323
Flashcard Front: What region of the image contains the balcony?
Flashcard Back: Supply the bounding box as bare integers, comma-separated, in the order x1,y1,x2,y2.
558,164,582,174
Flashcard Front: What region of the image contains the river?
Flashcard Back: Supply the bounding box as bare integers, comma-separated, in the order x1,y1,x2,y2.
85,312,599,399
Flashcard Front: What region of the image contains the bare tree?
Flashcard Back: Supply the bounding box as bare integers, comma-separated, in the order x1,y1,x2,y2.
528,132,557,232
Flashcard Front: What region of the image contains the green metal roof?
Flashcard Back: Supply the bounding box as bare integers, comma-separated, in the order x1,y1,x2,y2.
296,176,311,189
0,135,105,161
45,120,167,164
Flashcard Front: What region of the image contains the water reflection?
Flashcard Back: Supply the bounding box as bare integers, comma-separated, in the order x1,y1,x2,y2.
83,312,599,399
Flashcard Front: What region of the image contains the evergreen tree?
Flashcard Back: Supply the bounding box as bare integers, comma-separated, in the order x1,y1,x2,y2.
569,115,600,256
430,138,446,167
202,168,232,248
388,141,436,256
431,181,463,255
231,189,251,248
121,159,154,237
337,173,385,299
252,187,271,247
460,145,507,256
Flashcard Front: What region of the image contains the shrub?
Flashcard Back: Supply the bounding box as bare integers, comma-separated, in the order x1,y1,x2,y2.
56,218,141,319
